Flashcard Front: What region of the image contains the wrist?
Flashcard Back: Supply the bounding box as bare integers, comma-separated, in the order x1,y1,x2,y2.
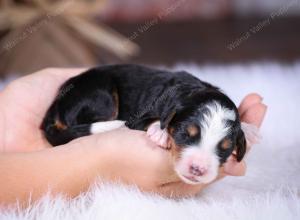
64,137,108,186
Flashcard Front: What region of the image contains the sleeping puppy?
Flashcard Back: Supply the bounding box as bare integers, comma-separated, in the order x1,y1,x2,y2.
41,64,259,185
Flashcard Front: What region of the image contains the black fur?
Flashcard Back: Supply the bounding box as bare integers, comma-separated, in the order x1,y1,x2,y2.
41,64,246,164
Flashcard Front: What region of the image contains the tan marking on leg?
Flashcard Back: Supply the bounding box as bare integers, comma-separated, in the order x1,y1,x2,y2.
54,120,67,130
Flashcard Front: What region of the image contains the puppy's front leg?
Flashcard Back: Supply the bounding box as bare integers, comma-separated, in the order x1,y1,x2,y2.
147,121,170,149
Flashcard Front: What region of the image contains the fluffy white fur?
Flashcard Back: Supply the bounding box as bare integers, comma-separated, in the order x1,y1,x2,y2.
1,62,300,220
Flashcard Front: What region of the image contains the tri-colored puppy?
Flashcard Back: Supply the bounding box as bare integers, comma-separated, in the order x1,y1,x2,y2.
41,64,258,184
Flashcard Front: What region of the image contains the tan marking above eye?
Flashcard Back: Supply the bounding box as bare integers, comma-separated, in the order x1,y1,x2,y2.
221,139,231,150
187,124,199,137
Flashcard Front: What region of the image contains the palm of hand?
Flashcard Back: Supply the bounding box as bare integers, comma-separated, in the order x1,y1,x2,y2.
0,69,83,152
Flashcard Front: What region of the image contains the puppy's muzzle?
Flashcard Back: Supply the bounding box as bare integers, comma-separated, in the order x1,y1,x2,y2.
189,164,207,176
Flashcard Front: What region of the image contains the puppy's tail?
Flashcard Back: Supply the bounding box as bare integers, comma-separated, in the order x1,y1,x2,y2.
42,122,92,146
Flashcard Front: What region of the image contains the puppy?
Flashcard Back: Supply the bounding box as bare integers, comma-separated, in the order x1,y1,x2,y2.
41,64,259,184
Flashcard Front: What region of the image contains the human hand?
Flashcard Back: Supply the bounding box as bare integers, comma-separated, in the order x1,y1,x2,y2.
0,68,86,152
0,68,266,198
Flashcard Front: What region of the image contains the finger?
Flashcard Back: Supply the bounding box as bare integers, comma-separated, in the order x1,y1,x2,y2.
238,93,263,116
157,181,207,198
223,156,247,176
157,165,230,198
157,168,229,198
240,103,267,128
224,104,267,176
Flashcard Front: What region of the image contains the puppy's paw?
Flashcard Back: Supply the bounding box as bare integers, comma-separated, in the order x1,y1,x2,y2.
147,121,169,149
241,122,262,146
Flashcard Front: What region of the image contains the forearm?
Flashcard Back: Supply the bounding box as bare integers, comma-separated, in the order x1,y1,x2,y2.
0,94,5,152
0,140,104,206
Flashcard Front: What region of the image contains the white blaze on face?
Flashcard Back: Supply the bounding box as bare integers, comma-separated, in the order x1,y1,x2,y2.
175,101,236,185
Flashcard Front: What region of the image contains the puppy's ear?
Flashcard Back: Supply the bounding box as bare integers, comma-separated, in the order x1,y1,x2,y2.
160,110,176,129
235,128,247,162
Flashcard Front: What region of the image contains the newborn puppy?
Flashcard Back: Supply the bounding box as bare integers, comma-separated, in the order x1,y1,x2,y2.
41,64,259,185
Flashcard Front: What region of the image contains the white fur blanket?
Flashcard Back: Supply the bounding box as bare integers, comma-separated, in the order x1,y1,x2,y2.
1,63,300,220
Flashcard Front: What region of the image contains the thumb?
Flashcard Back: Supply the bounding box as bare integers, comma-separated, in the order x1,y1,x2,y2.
223,155,247,176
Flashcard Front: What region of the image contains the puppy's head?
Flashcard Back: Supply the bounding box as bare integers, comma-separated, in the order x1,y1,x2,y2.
161,93,246,185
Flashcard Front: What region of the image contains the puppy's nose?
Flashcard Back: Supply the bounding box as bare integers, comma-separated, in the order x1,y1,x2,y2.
189,164,207,176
